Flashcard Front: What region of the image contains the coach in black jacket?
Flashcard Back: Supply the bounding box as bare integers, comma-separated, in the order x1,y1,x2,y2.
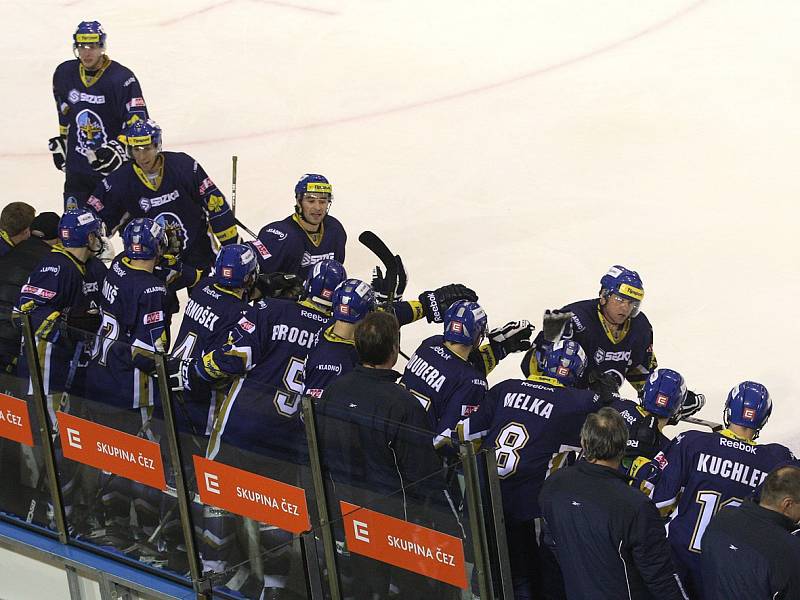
539,407,686,600
701,464,800,599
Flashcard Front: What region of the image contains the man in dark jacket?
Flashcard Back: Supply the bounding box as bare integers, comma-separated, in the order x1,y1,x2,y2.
539,407,687,600
701,464,800,599
0,212,60,374
318,310,459,600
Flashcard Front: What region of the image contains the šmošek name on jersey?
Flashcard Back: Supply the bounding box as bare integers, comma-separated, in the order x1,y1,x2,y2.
271,324,315,348
696,453,767,488
185,298,220,331
503,392,553,419
406,354,446,392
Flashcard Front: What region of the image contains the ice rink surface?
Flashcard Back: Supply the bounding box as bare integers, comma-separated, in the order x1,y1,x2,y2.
1,0,798,458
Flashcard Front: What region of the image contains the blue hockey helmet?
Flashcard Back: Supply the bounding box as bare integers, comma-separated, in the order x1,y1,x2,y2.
124,119,162,154
58,209,103,248
724,381,772,433
73,21,106,48
599,265,644,317
294,174,332,201
642,368,687,419
543,340,587,386
214,244,259,289
303,259,346,307
443,300,488,346
332,279,376,323
122,217,166,260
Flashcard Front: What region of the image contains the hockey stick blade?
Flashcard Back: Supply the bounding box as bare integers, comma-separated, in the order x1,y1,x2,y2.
359,230,399,306
684,416,723,432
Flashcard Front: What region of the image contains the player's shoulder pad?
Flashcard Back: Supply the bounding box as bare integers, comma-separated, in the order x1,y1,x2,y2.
54,60,77,77
258,220,292,242
562,299,595,331
323,214,346,232
105,60,138,81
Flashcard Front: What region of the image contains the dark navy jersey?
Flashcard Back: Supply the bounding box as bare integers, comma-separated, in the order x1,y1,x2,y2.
611,396,671,481
52,58,147,180
460,375,605,522
87,151,237,268
303,326,357,399
0,231,14,257
171,278,250,434
16,246,106,341
202,298,330,459
652,429,795,582
87,257,168,409
399,335,488,449
15,247,107,396
255,213,346,280
523,298,656,393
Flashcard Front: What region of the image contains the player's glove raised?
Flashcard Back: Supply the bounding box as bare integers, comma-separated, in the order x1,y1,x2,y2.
163,223,185,256
487,320,535,361
587,370,623,395
670,389,706,424
418,284,478,323
254,272,303,300
371,256,408,305
542,309,574,343
88,140,126,176
48,136,67,172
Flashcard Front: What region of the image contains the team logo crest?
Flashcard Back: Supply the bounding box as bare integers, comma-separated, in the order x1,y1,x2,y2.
153,213,188,250
75,108,107,152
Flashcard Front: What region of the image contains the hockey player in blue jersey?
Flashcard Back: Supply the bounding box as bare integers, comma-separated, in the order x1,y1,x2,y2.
15,209,107,412
184,259,347,461
522,265,656,392
254,174,346,280
49,22,148,208
457,340,613,598
170,244,259,437
303,277,481,399
86,119,238,272
86,218,171,416
651,381,796,598
612,368,692,486
401,300,534,450
303,278,376,397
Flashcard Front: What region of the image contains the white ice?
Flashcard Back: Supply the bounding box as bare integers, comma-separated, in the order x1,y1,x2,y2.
0,0,798,459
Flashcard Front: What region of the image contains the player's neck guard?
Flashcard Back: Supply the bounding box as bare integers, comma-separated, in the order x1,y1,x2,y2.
79,56,110,88
526,374,564,388
596,304,631,344
292,213,325,246
133,156,165,191
720,428,756,445
324,324,355,345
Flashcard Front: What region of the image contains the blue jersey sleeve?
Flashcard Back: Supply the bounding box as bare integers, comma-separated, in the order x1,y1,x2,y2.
16,253,83,340
199,308,261,379
457,382,500,443
112,66,148,132
86,170,128,232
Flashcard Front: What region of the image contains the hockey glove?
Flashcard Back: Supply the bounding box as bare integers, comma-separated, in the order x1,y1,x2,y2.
164,357,212,392
670,389,706,425
418,284,478,323
542,309,574,343
88,140,126,176
625,414,661,463
254,272,303,300
587,370,623,395
487,320,534,361
48,135,67,172
371,256,408,304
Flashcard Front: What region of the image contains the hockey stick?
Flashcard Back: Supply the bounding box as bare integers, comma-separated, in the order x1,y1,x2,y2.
235,217,258,239
359,231,411,361
231,155,238,216
684,416,723,432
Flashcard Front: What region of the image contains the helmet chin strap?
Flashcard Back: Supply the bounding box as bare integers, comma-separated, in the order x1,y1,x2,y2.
88,233,104,256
